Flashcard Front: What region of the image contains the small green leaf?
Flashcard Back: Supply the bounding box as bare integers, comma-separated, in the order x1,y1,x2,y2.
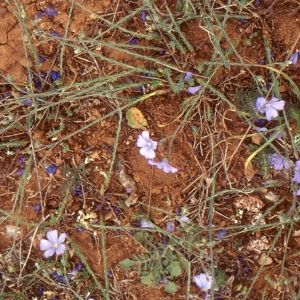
141,272,155,286
164,281,178,293
178,256,189,269
126,107,148,129
119,258,136,270
166,261,182,277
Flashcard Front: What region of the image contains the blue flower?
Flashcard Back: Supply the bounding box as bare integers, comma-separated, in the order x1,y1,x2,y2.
216,230,227,241
148,159,178,173
129,37,140,45
30,204,41,212
141,11,147,22
137,131,157,159
166,221,175,233
292,161,300,183
140,219,154,229
194,273,212,290
184,72,193,81
268,153,290,170
50,71,60,82
255,97,285,121
40,230,67,258
45,164,58,174
289,51,299,65
74,184,83,195
15,168,25,176
45,6,58,17
187,85,201,94
23,99,32,106
18,157,25,165
51,31,63,38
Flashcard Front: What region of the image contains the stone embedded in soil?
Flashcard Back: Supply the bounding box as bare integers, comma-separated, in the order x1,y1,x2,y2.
234,195,264,213
246,236,270,253
257,253,273,265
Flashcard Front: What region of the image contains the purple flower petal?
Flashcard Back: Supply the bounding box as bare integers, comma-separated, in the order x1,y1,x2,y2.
46,230,58,244
15,168,25,176
140,219,154,229
265,106,278,121
137,131,157,159
187,85,201,94
30,204,41,212
166,221,175,233
49,71,60,82
293,172,300,183
148,160,178,173
268,153,290,170
216,230,227,240
184,72,193,81
55,244,66,255
255,97,267,112
45,6,58,17
51,31,63,38
141,11,147,22
18,157,25,165
74,184,83,195
45,164,58,174
40,239,54,250
269,97,285,110
289,52,299,65
129,37,140,45
254,0,260,7
24,99,32,106
194,273,212,290
43,247,56,258
295,161,300,172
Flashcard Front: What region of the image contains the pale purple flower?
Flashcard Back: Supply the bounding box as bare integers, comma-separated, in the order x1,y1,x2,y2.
45,6,58,17
255,126,267,132
255,97,285,121
24,99,32,106
40,230,67,258
187,85,201,94
140,219,154,229
292,161,300,183
30,204,41,212
141,11,147,22
137,131,157,159
180,215,189,223
15,168,25,176
148,159,178,173
166,221,175,233
269,129,286,140
268,153,290,170
45,164,58,174
289,51,299,65
194,273,212,290
216,230,227,241
295,188,300,196
184,72,193,81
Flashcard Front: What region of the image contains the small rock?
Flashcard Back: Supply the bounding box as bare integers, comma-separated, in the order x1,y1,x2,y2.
257,253,273,265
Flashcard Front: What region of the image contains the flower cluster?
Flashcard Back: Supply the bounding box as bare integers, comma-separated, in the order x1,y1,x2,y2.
136,131,178,173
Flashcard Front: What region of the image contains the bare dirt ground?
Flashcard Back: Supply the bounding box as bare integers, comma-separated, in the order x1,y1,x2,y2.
1,0,300,299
